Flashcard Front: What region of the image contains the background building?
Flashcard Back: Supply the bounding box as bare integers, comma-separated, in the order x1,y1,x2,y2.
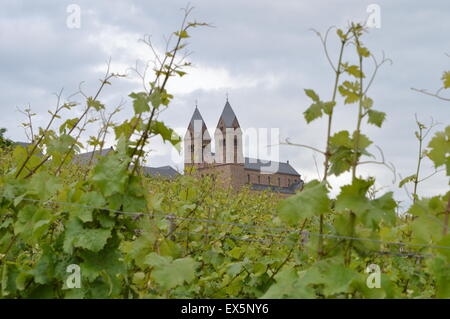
184,100,303,195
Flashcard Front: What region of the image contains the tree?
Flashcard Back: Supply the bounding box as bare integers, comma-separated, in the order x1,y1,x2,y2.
0,128,13,148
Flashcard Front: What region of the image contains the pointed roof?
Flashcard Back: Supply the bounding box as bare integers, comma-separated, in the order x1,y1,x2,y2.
189,106,205,127
187,106,211,140
217,100,239,128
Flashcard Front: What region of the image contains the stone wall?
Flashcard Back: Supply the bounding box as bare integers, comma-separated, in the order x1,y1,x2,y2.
186,162,301,195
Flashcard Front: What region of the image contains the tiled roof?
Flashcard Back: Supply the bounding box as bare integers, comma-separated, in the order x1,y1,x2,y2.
217,101,239,128
244,157,300,176
189,107,205,127
72,147,114,165
187,107,211,140
13,141,44,157
140,165,180,178
73,148,179,178
250,179,304,194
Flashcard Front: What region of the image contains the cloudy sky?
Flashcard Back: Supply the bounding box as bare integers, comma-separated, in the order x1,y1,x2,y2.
1,0,449,209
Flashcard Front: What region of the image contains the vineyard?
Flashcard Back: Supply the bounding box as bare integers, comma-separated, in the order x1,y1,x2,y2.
0,9,449,299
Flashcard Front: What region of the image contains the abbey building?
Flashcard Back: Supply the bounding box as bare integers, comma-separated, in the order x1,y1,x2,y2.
184,100,303,195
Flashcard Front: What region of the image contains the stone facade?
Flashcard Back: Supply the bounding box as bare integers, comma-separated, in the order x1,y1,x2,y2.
184,100,303,196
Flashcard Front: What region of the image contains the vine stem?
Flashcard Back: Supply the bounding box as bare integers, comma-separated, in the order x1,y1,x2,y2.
15,89,64,178
412,124,424,202
323,38,347,182
444,196,450,236
351,44,364,181
319,31,349,258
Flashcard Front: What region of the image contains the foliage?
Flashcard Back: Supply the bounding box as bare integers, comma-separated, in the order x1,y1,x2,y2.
0,128,13,149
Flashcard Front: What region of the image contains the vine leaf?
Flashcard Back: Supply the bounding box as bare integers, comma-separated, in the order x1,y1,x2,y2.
427,126,450,174
442,71,450,88
145,253,198,290
399,174,416,188
278,180,330,225
367,109,386,128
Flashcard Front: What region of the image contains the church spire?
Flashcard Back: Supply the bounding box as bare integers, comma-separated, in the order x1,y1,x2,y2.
217,99,239,129
187,104,211,140
185,103,212,167
215,98,243,164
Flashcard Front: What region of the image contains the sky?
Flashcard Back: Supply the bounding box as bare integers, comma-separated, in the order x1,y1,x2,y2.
0,0,449,209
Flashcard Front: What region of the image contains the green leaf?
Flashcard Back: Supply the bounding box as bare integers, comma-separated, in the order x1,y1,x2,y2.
27,171,62,200
303,102,323,123
149,90,163,108
352,132,372,152
335,178,374,214
14,206,52,244
399,174,416,188
80,249,126,288
63,218,111,253
428,256,450,298
261,268,315,299
345,64,364,78
322,101,336,115
357,46,370,57
87,97,104,111
363,192,397,227
330,131,353,148
70,191,106,223
367,109,386,128
151,121,182,150
362,96,373,109
278,180,330,225
121,231,156,270
442,71,450,89
328,148,353,176
146,254,197,290
338,81,360,104
91,151,130,197
336,29,347,41
304,89,320,102
304,259,357,296
31,246,56,285
129,92,150,114
408,196,446,244
427,126,450,173
175,30,190,39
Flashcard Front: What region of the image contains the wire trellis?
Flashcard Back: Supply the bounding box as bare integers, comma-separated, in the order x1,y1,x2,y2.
1,195,449,256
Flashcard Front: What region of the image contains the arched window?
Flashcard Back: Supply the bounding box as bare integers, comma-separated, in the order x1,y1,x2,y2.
268,176,271,185
247,174,250,183
258,175,260,184
278,177,281,186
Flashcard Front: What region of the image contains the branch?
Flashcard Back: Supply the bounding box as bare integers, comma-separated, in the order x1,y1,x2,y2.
280,138,325,155
411,87,450,102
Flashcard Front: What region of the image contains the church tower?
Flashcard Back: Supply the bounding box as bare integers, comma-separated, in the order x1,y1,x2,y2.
184,106,212,169
214,99,243,164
